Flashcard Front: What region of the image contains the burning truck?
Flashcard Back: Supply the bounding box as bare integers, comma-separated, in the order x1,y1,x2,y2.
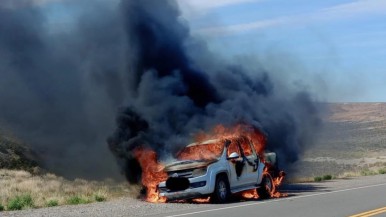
131,125,286,203
158,137,285,203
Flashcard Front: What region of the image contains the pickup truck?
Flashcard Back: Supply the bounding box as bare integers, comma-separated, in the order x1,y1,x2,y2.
158,136,282,203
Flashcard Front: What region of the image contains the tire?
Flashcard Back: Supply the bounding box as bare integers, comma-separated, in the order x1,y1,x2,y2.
211,175,230,203
257,174,274,199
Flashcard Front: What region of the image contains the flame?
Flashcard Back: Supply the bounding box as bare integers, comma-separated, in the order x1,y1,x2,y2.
272,172,287,198
240,189,259,199
194,124,266,156
133,148,168,203
192,197,211,203
241,168,287,199
177,141,223,161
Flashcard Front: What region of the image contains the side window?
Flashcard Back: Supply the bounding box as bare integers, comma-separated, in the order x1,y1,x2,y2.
227,141,240,157
240,140,253,157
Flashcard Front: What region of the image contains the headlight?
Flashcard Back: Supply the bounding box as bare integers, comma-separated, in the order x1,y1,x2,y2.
192,167,207,177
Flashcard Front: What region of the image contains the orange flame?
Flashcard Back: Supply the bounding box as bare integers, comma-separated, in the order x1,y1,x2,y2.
177,140,224,161
195,124,266,155
133,148,168,203
192,197,211,203
241,168,287,199
240,189,259,199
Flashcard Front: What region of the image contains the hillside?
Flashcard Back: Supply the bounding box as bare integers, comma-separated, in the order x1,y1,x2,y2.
0,130,39,172
293,102,386,179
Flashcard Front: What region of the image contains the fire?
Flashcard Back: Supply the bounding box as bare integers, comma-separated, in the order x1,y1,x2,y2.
192,197,211,203
240,168,287,199
195,124,266,156
177,140,224,161
241,189,259,199
133,148,168,203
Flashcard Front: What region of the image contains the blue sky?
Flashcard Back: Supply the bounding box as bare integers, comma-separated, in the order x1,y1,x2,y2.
25,0,386,102
177,0,386,102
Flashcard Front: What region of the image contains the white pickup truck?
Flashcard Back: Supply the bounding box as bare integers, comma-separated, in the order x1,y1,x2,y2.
158,136,281,203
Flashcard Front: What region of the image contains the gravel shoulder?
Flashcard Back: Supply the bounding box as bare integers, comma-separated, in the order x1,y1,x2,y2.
3,174,386,217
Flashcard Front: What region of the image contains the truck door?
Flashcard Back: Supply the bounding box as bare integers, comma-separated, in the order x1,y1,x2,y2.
226,141,243,188
238,138,260,185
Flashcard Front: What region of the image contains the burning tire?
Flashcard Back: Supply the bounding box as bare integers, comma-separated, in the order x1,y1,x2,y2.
211,174,230,203
257,174,274,199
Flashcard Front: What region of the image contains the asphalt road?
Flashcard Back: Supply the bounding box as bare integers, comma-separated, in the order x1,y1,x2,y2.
3,175,386,217
151,175,386,217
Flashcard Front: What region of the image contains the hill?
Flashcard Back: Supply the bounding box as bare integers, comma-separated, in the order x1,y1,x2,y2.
0,129,38,172
292,102,386,179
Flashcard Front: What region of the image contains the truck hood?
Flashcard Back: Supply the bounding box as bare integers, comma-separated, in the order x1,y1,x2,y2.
164,159,217,172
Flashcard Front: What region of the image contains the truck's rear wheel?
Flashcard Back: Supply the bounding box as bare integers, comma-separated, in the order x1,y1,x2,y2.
211,175,230,203
257,174,274,199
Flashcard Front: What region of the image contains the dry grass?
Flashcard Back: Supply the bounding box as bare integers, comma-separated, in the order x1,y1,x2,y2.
288,166,386,183
0,169,138,210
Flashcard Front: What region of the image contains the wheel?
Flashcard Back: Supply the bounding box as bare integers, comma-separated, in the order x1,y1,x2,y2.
257,174,274,199
211,175,230,203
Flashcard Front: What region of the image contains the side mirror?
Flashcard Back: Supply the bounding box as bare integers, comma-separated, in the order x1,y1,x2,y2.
227,152,239,160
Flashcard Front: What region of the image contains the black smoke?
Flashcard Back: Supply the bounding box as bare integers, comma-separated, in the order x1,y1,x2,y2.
0,0,321,181
107,0,321,183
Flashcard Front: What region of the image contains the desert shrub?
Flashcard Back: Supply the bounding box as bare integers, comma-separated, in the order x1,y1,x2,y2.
94,194,106,202
378,168,386,174
7,194,34,210
0,203,4,211
323,174,333,180
46,200,58,207
0,169,129,209
360,169,377,176
67,196,90,205
314,176,323,182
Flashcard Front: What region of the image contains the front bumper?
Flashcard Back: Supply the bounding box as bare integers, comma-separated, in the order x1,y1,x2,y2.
158,175,213,201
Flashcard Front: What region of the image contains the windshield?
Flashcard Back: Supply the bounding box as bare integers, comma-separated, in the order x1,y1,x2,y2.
177,141,224,161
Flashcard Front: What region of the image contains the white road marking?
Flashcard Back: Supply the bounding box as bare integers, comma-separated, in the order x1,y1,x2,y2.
165,183,386,217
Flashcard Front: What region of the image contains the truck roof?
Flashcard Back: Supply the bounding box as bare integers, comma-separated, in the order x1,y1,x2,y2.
186,139,220,147
186,136,246,147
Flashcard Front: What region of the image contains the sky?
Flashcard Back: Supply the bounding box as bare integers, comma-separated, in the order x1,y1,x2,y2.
176,0,386,102
11,0,386,102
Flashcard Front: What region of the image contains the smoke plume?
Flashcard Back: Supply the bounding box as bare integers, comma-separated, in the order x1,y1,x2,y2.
0,0,321,181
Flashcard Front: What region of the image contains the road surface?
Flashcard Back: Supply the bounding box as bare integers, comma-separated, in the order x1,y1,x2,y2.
3,174,386,217
153,175,386,217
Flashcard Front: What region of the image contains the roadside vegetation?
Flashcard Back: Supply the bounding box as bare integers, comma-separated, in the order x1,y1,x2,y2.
313,174,333,182
0,169,136,211
0,131,139,211
288,165,386,183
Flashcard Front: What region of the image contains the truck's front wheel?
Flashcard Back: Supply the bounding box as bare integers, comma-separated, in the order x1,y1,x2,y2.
211,175,230,203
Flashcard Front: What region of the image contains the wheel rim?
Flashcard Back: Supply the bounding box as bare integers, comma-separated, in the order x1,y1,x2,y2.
265,177,273,193
218,181,227,199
